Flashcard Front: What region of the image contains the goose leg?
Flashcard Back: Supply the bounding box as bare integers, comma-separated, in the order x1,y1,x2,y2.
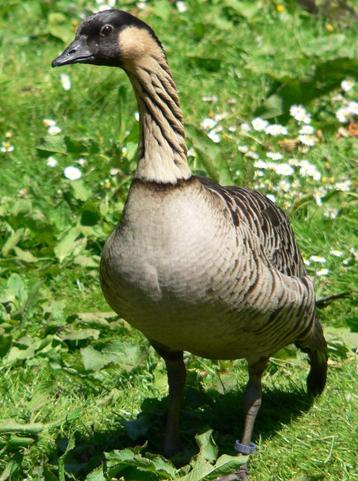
215,357,268,481
151,342,186,457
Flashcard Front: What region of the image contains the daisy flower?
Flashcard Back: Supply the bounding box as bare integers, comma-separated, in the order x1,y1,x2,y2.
60,73,71,91
290,104,311,124
252,117,268,132
64,166,82,180
265,124,288,136
0,141,14,153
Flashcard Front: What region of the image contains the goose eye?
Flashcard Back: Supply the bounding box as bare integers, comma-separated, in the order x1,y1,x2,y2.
100,24,113,36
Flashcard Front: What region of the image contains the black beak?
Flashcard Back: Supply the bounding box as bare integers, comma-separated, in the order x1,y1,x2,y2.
52,36,94,67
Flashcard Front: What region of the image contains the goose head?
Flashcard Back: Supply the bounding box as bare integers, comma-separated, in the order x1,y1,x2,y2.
52,9,162,69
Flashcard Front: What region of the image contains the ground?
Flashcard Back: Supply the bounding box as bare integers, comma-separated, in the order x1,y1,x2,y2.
0,0,357,480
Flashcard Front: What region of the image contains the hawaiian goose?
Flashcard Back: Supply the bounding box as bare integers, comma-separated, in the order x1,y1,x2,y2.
52,10,327,481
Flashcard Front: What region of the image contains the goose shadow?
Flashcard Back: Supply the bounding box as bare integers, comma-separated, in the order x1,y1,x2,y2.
53,373,314,478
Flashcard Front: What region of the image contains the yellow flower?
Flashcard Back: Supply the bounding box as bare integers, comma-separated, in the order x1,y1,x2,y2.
326,23,334,32
276,4,285,13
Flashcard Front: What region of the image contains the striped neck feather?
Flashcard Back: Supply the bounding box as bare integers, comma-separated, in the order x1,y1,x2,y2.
125,51,191,184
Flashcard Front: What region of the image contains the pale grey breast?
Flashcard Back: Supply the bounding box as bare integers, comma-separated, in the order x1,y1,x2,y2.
100,177,315,362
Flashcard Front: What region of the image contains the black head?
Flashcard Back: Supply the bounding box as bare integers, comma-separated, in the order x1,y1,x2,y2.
52,9,162,68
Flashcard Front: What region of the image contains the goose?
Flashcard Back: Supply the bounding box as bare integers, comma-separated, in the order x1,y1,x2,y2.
52,10,327,480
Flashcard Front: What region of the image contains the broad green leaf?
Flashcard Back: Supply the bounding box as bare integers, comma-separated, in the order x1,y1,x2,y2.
204,454,247,480
187,125,233,185
102,340,144,371
28,390,51,412
54,227,81,262
10,199,32,216
325,327,358,349
123,416,151,441
176,458,213,481
1,228,24,256
196,430,218,464
71,180,92,202
0,461,19,481
225,0,261,19
81,341,144,371
302,34,346,56
177,431,247,481
5,345,36,363
58,434,75,481
42,300,66,324
258,57,358,119
0,421,44,434
153,0,172,20
61,328,100,341
0,274,27,305
106,448,177,479
186,56,222,72
76,311,115,326
81,345,109,371
47,13,74,43
74,255,99,268
0,336,12,358
81,200,100,226
37,135,67,154
13,246,38,263
85,466,106,481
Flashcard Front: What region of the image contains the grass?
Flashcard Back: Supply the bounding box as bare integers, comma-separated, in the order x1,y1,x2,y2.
0,0,357,480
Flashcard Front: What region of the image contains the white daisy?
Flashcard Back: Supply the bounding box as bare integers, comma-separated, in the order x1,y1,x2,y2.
266,194,276,203
330,249,343,257
299,134,316,147
252,117,269,132
271,163,294,176
202,95,218,103
201,118,217,130
64,166,82,180
341,79,354,92
238,145,249,153
266,151,283,160
336,107,349,123
278,179,291,192
289,105,311,124
240,122,251,132
299,160,321,181
43,118,56,128
0,141,14,153
335,180,351,192
264,124,288,136
76,158,87,166
310,255,326,263
176,1,187,13
347,101,358,116
299,125,315,135
47,156,58,167
207,131,221,143
323,207,338,219
316,268,329,277
254,160,269,169
60,73,71,91
48,125,62,136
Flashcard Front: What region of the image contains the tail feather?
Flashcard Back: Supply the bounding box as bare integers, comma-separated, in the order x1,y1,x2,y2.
296,319,328,396
316,291,350,308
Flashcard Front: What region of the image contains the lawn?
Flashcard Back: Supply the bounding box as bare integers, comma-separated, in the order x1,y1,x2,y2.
0,0,357,480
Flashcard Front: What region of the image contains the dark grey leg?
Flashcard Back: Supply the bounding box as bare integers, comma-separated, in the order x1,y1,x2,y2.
163,353,186,457
215,358,268,481
151,342,186,458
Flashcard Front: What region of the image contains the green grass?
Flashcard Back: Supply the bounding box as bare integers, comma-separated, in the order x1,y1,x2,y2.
0,0,357,480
